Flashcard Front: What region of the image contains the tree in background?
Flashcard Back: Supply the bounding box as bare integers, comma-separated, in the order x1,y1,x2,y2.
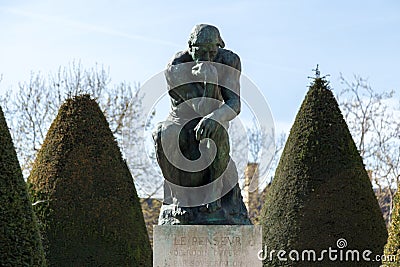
0,105,46,267
229,117,286,189
0,62,160,198
239,118,286,224
140,198,162,247
261,74,387,266
28,95,152,266
338,74,400,225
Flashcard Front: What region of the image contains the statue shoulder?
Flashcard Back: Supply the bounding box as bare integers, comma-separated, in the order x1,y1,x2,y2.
215,48,241,71
167,50,192,67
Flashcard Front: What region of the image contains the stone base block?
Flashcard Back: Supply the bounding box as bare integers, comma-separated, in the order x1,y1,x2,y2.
153,225,262,267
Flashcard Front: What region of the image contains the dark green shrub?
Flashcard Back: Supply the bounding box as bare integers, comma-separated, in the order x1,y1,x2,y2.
261,78,387,266
384,192,400,266
28,95,152,266
0,105,46,266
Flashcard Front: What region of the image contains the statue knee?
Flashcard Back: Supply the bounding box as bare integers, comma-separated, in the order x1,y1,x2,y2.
152,123,163,145
153,121,180,149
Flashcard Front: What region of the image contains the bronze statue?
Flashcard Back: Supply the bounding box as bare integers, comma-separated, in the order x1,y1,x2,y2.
153,24,251,225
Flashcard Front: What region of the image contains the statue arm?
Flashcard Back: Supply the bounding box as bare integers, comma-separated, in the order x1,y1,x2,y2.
194,54,241,140
209,87,240,122
207,53,241,123
194,86,240,140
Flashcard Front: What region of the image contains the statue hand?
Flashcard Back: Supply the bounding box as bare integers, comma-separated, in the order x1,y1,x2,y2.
194,115,221,141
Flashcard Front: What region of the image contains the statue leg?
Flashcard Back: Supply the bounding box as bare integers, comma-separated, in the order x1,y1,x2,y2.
153,119,209,204
206,124,230,212
153,121,181,186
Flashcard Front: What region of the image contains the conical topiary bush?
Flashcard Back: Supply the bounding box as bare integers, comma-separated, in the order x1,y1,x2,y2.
261,76,387,266
27,95,152,267
0,105,47,266
383,192,400,266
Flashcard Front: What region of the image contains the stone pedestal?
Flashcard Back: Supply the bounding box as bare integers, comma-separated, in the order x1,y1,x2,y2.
153,225,262,267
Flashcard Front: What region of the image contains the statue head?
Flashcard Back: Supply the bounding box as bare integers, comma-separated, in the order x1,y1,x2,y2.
188,24,225,62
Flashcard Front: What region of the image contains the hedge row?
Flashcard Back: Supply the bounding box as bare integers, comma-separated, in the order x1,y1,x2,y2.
27,95,152,266
0,105,47,266
261,77,387,266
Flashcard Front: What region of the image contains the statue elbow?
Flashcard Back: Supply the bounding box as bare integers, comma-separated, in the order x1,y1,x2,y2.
237,104,241,115
225,100,240,116
233,101,241,116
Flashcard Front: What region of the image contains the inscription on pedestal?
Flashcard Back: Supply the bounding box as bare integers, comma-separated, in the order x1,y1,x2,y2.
153,225,262,267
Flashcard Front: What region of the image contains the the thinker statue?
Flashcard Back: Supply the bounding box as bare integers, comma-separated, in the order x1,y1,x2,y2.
153,24,251,225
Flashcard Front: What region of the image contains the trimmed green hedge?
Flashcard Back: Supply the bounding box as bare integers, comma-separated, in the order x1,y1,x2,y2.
28,95,152,267
384,192,400,266
261,78,387,266
0,105,47,266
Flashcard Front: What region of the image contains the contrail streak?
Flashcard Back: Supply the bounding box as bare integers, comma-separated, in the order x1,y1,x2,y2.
2,7,182,48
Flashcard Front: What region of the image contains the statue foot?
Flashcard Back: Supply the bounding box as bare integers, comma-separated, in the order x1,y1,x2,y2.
199,205,208,212
206,199,221,213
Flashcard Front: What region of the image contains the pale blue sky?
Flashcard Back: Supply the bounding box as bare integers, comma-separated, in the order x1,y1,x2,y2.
0,0,399,134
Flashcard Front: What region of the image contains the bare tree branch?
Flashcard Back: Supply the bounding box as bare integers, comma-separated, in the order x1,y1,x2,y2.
337,73,400,226
1,62,161,199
